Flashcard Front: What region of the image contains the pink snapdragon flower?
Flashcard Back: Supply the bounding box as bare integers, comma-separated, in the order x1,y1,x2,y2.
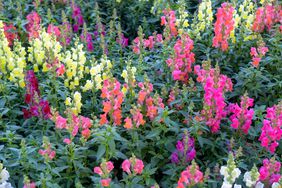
259,158,281,185
259,103,282,153
228,95,254,134
26,11,41,39
93,160,114,187
161,9,178,37
250,45,268,68
253,4,281,32
166,34,195,82
177,161,204,188
194,63,233,133
121,156,144,175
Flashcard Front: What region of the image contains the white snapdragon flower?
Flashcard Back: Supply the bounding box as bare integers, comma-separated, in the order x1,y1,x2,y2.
0,181,13,188
220,166,228,177
231,168,241,181
244,171,259,187
234,184,242,188
0,168,9,183
255,182,264,188
222,181,232,188
272,182,281,188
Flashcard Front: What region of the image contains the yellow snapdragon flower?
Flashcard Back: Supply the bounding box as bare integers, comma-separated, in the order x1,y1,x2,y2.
28,30,64,72
190,0,213,39
64,41,86,90
0,21,26,88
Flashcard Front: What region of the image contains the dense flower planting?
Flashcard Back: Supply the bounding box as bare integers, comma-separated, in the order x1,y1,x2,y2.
0,0,281,187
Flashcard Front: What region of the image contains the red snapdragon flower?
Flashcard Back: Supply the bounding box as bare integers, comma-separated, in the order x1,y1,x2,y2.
3,23,18,46
212,3,235,51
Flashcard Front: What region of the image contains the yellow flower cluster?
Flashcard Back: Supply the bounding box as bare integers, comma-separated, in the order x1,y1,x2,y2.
64,41,86,90
237,0,258,41
190,0,213,39
230,9,240,43
65,91,82,115
28,30,63,72
82,55,112,92
260,0,275,5
176,0,189,35
121,62,137,94
0,21,26,88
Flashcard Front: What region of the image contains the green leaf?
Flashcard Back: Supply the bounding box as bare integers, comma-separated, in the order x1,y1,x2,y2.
96,145,106,161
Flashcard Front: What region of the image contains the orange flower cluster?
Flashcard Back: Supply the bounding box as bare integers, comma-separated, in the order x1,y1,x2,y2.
100,79,124,126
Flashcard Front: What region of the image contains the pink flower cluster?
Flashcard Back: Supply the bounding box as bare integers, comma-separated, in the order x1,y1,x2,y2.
47,24,61,39
124,105,146,129
212,3,235,51
194,64,233,133
122,156,144,175
3,23,18,46
166,34,195,82
116,33,129,48
71,3,84,32
228,95,254,134
100,79,124,126
23,182,36,188
252,5,282,33
132,34,163,54
22,71,51,119
81,32,94,52
54,112,92,142
26,11,41,39
177,162,204,188
250,46,269,68
259,158,281,185
59,22,72,46
259,103,282,153
171,132,196,164
137,81,164,121
94,161,114,187
161,9,178,37
38,141,56,160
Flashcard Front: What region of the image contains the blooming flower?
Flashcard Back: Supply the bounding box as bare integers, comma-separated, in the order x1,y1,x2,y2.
259,158,281,185
38,137,56,161
220,153,241,187
252,4,281,33
121,156,144,175
243,165,260,187
195,62,233,132
93,160,114,187
259,102,282,153
101,178,111,187
228,94,254,134
22,71,51,119
100,78,124,126
0,166,10,184
212,3,235,51
47,24,61,39
3,23,18,46
26,11,41,39
171,131,196,164
166,34,195,83
177,160,204,188
71,4,84,32
161,9,178,37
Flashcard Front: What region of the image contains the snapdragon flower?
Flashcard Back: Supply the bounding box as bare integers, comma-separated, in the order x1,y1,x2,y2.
220,153,241,188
